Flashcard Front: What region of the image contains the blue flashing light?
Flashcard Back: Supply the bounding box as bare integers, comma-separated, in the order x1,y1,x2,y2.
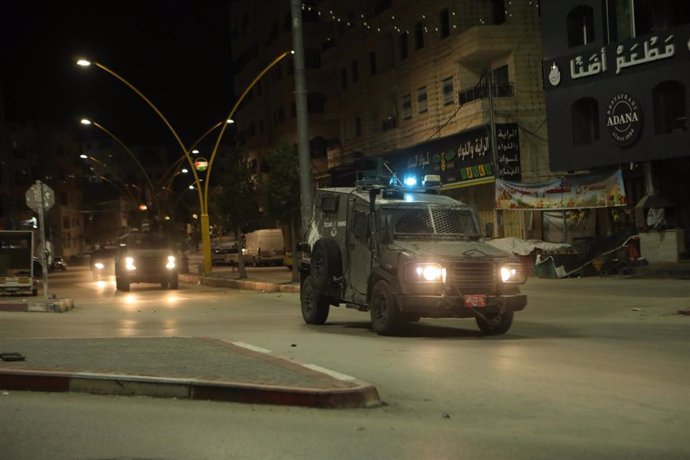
403,175,418,187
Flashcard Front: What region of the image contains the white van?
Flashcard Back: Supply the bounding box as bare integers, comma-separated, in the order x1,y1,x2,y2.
243,229,285,266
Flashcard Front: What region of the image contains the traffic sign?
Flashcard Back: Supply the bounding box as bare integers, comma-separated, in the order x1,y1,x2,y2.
25,181,55,213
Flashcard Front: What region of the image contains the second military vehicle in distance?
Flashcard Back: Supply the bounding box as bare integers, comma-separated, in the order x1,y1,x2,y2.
114,231,179,291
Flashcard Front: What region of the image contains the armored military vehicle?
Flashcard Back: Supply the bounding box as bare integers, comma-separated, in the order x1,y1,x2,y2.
298,175,527,336
114,231,179,291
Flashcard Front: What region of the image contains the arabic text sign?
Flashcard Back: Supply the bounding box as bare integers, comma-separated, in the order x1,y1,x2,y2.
544,24,689,89
495,169,627,210
386,123,521,184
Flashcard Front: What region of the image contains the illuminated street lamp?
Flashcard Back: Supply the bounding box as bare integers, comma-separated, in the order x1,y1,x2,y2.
76,53,290,273
79,118,159,214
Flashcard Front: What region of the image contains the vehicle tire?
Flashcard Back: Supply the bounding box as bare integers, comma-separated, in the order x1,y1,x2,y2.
369,280,404,336
310,238,342,288
300,275,330,325
116,277,130,292
475,310,514,335
170,276,179,290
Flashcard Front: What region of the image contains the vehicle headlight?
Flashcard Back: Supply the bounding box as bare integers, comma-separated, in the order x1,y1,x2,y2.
499,263,525,284
406,263,446,283
166,255,176,270
125,257,136,271
94,262,105,270
241,248,247,255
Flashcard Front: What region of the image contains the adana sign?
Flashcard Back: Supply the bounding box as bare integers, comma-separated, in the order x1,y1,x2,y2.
606,93,642,147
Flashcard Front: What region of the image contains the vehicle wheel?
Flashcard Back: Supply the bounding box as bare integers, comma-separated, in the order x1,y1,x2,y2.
300,275,330,325
310,238,342,288
369,280,404,336
170,276,179,289
475,310,514,335
116,277,130,292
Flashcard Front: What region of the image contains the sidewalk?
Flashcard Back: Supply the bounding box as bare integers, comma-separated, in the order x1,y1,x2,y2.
0,337,380,409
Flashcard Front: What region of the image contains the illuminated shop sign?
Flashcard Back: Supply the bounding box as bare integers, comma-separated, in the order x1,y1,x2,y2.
543,25,690,89
383,123,521,185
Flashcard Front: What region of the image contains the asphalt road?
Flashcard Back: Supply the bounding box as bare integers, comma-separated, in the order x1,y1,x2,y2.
1,267,689,459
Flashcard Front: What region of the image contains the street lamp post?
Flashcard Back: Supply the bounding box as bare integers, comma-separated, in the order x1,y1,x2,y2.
77,54,290,273
79,118,159,215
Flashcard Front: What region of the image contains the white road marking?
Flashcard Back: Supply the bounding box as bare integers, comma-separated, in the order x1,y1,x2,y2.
231,341,272,354
303,364,356,382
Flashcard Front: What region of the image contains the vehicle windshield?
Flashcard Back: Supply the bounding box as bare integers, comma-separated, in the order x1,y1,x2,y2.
123,233,172,250
383,205,480,239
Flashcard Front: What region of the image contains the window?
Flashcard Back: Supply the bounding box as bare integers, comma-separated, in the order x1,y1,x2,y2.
414,22,424,50
417,87,428,113
352,211,368,242
250,122,256,137
653,81,687,134
572,98,600,145
369,51,377,75
399,33,408,59
355,117,362,136
63,217,70,229
402,94,412,120
439,8,450,38
61,192,68,206
605,0,690,42
351,60,359,83
341,68,348,90
491,0,506,24
567,6,594,47
305,48,321,69
442,77,454,106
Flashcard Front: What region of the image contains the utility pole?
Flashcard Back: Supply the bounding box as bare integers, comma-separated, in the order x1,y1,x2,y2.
486,69,500,238
291,0,313,234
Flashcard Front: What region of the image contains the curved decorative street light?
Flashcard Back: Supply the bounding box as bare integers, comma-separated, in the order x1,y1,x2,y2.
77,53,291,273
79,118,159,214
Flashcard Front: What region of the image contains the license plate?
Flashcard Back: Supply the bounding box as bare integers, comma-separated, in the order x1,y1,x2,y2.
464,294,486,307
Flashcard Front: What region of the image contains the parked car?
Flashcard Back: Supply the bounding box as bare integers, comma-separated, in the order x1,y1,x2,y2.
48,257,67,272
212,244,241,266
243,229,285,266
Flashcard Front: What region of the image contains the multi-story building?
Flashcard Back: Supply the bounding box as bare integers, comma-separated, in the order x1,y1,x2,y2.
0,122,86,259
542,0,690,254
230,0,547,238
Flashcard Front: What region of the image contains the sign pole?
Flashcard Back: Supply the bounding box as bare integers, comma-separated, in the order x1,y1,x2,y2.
37,180,49,300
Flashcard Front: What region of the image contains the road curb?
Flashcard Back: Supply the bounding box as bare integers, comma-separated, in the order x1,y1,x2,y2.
179,273,300,293
0,368,380,409
0,298,74,313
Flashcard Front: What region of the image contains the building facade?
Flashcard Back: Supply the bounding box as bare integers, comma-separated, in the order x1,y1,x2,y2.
0,122,86,260
229,0,547,238
542,0,690,252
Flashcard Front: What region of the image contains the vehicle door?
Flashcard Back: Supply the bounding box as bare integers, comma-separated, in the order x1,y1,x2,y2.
345,201,372,305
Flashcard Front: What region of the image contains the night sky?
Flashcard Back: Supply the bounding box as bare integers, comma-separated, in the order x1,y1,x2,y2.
1,0,235,147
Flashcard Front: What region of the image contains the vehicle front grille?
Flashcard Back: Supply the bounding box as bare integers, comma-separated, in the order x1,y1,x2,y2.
136,256,165,271
446,260,496,294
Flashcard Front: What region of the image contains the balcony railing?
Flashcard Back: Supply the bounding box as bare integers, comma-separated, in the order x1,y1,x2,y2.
459,82,515,105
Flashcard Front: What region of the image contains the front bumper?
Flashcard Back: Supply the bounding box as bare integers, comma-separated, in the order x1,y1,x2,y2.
397,293,527,318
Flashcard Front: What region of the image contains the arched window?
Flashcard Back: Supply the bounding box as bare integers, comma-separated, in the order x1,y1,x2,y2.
567,6,594,47
653,81,687,134
572,97,600,145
